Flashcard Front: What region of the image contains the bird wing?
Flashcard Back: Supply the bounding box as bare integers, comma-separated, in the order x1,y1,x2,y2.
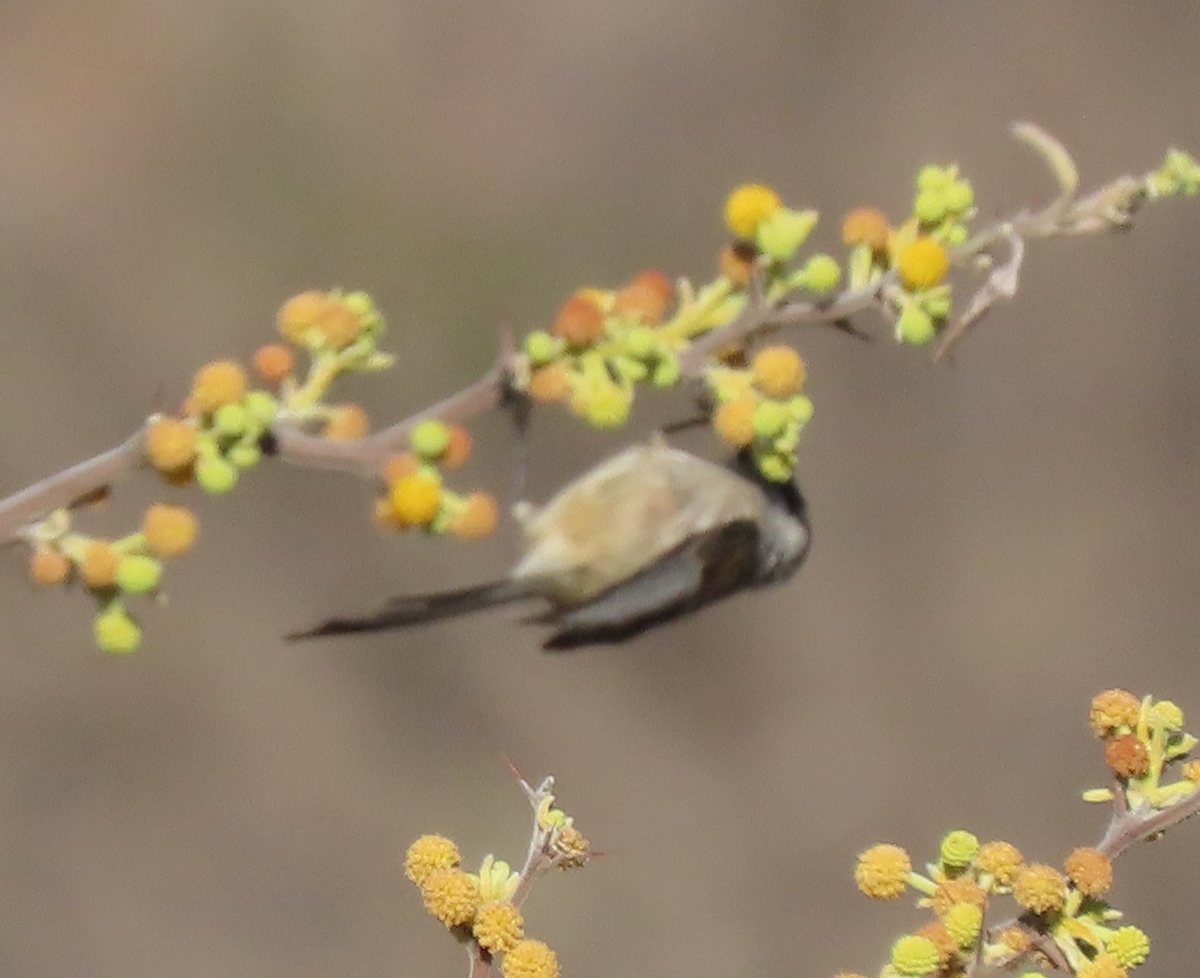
540,520,762,651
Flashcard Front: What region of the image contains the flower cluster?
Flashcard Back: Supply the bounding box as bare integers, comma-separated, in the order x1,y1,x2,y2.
851,828,1149,978
521,271,681,430
709,344,814,481
25,502,199,654
402,775,589,978
1082,689,1199,810
374,419,499,540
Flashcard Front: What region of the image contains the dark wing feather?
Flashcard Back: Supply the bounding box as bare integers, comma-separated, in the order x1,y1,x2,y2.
542,520,762,651
287,579,531,640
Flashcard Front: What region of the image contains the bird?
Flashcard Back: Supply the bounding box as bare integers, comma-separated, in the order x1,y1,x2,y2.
287,439,811,650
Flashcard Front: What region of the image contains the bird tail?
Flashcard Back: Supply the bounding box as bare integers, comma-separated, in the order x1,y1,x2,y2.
286,579,531,640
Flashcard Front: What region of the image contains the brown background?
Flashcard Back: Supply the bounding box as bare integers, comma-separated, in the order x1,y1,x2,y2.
1,3,1198,977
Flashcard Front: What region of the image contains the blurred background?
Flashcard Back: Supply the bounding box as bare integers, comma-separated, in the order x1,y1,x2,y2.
0,2,1198,976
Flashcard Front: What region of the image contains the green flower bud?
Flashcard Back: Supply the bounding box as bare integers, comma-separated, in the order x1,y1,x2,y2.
755,207,819,263
916,164,953,193
243,391,279,426
943,181,974,214
212,403,248,437
94,604,142,655
411,419,452,460
524,330,563,366
914,189,947,225
116,554,164,595
227,441,262,469
612,355,648,384
891,934,941,977
788,395,815,425
941,223,969,248
196,456,240,494
754,449,795,483
939,830,980,869
344,290,376,318
623,326,657,361
799,254,841,295
752,399,790,439
896,303,936,345
651,354,681,388
922,286,953,319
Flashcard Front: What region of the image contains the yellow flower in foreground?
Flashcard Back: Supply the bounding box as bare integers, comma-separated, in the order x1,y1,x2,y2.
502,939,559,978
854,844,911,898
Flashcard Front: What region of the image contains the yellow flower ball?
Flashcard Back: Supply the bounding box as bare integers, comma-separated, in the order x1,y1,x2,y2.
1089,689,1141,736
29,548,71,586
1064,847,1113,897
473,901,525,955
421,868,479,927
390,473,444,527
842,206,890,251
451,492,500,541
1012,864,1068,914
502,939,560,978
81,541,120,589
854,843,911,899
725,184,782,238
142,504,199,558
404,835,461,886
1106,926,1150,969
890,934,941,977
977,840,1024,887
942,902,983,947
897,236,951,290
324,403,370,441
191,360,248,413
145,418,198,472
277,290,330,344
713,393,758,448
751,345,806,399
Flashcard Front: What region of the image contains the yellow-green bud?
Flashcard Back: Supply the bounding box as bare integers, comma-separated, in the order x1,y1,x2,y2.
116,555,163,595
914,189,947,224
917,165,954,193
197,456,240,494
623,326,657,361
227,442,262,469
754,449,794,483
941,223,969,248
799,253,841,295
891,934,941,977
411,419,452,460
752,400,790,439
943,181,974,214
243,391,278,426
94,605,142,655
524,330,562,366
788,395,815,425
212,403,248,436
922,287,953,319
344,290,376,318
1107,926,1150,968
939,830,980,870
896,303,936,345
756,207,819,262
651,354,681,388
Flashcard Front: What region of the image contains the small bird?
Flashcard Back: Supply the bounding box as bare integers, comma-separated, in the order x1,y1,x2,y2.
288,440,811,650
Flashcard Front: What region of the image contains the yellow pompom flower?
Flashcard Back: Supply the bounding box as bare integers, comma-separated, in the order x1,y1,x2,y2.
252,343,295,383
473,901,525,955
81,541,121,589
1064,847,1113,897
277,290,330,344
1105,734,1150,779
324,403,370,440
842,206,890,251
942,902,983,947
390,472,444,527
752,345,806,398
854,843,911,899
29,548,71,586
1078,952,1128,978
977,840,1024,887
713,393,758,448
1089,689,1141,736
502,938,560,978
421,868,480,927
191,360,248,413
404,835,461,886
1012,864,1068,914
1106,926,1150,968
145,418,198,472
890,934,941,977
315,296,365,348
142,503,199,558
451,492,500,541
897,236,950,290
725,184,782,238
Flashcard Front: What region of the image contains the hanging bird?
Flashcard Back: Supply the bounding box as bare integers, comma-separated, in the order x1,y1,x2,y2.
288,440,810,650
